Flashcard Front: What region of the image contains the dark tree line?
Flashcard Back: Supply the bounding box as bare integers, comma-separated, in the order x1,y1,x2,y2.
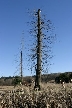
55,73,72,83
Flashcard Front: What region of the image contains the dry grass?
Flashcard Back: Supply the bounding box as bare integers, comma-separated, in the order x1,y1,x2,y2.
0,83,72,108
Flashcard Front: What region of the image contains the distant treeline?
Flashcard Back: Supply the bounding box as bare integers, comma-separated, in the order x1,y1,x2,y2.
0,73,58,86
0,72,72,86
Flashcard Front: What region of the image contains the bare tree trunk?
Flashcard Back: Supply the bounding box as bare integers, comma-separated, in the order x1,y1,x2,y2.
34,9,42,90
21,51,23,83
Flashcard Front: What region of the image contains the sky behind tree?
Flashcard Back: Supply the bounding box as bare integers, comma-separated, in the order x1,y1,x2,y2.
0,0,72,77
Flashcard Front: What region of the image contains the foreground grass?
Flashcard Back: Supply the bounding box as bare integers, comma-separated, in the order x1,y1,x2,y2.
0,83,72,108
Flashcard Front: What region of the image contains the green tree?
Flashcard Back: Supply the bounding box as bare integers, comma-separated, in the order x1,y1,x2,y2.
12,76,21,86
55,73,69,83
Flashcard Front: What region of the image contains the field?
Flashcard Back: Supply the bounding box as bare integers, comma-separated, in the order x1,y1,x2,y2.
0,83,72,108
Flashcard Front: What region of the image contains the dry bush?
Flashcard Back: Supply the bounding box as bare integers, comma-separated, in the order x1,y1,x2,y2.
0,83,72,108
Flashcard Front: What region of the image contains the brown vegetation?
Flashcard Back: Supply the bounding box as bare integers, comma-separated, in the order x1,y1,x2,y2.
0,83,72,108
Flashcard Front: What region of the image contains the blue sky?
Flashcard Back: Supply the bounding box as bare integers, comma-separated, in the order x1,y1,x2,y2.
0,0,72,77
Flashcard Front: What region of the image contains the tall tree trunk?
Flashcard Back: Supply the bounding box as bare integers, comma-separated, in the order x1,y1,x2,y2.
34,9,42,90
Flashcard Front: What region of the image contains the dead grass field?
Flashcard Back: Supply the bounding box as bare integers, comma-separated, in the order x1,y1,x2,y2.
0,83,71,90
0,83,72,108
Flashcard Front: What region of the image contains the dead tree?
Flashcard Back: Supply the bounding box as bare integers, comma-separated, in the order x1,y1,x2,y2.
28,9,56,90
34,9,42,90
20,51,23,83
